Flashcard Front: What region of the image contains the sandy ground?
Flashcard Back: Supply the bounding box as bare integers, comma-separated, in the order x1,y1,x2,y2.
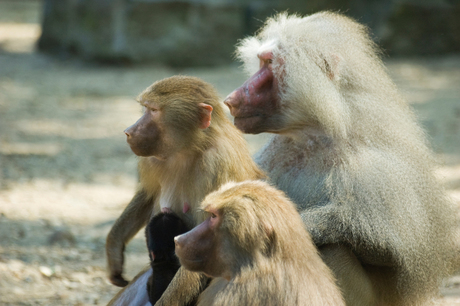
0,1,459,305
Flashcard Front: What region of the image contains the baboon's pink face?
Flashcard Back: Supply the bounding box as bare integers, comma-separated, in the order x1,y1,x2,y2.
225,51,284,134
174,209,228,279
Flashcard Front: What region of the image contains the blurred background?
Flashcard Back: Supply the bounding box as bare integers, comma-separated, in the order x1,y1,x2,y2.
0,0,459,305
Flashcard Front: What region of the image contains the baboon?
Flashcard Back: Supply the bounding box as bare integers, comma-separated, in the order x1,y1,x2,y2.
145,212,190,304
175,180,345,306
106,76,265,304
223,11,459,305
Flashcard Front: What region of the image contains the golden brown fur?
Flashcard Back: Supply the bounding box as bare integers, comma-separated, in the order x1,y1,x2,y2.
178,180,345,306
228,12,459,306
106,76,265,304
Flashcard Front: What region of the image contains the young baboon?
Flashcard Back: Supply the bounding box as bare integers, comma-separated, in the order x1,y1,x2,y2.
145,212,190,304
106,76,265,304
224,12,459,306
175,180,345,306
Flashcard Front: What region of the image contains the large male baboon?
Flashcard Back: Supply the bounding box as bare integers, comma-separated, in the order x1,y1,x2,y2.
224,12,459,306
175,180,345,306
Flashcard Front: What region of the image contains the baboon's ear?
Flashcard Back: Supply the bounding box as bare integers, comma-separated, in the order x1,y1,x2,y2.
198,103,213,129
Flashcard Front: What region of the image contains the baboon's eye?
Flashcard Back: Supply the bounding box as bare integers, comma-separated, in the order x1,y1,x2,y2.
201,210,215,219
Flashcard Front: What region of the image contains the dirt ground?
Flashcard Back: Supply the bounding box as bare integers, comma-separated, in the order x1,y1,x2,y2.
0,1,459,305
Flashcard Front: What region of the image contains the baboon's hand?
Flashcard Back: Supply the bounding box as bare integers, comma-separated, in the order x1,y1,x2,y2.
109,272,129,287
107,235,128,287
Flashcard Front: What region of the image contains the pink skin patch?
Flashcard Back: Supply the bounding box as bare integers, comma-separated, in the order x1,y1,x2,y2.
258,51,273,66
161,203,190,214
183,202,191,214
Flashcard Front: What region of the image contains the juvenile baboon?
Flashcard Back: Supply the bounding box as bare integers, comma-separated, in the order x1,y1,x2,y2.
106,76,265,304
224,12,459,306
145,212,190,304
175,180,345,306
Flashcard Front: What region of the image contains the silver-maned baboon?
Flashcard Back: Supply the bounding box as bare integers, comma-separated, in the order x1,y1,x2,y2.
224,12,459,306
106,76,264,305
175,180,345,306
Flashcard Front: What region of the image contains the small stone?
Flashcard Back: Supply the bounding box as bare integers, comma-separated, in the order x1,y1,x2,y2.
39,266,53,277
